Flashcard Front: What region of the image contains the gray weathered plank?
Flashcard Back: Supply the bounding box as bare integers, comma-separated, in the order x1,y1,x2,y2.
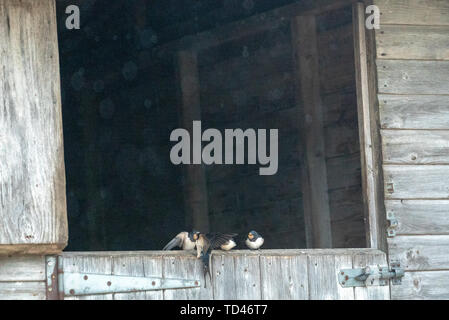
375,0,449,26
385,200,449,235
379,94,449,129
307,254,354,299
0,0,67,254
391,271,449,300
383,165,449,199
211,253,236,299
0,282,46,300
142,255,164,300
353,251,390,300
376,25,449,60
0,255,45,281
112,255,146,300
388,235,449,271
378,60,449,95
233,254,262,300
260,254,308,300
353,2,387,251
163,253,212,300
382,130,449,164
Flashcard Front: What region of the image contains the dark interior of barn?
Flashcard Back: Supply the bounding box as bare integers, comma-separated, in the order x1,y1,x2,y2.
56,0,366,251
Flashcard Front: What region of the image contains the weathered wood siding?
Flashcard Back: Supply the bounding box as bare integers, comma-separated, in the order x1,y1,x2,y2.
0,0,67,254
0,256,46,300
59,249,388,300
374,0,449,299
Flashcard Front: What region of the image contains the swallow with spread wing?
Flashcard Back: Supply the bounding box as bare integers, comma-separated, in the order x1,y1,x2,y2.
162,231,200,251
196,232,237,287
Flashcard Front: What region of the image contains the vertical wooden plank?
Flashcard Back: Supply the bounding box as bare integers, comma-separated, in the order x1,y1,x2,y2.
353,251,390,300
260,254,308,300
142,255,164,300
62,254,113,300
352,2,387,251
177,50,209,232
308,253,354,299
212,253,236,299
112,255,146,300
233,254,261,300
0,0,67,254
163,254,212,300
291,15,333,248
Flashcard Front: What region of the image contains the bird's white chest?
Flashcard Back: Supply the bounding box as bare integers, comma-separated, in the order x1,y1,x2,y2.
246,237,264,249
183,239,196,250
220,239,236,251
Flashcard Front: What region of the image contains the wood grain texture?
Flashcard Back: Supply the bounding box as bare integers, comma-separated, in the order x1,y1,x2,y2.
353,251,390,300
0,282,46,300
385,200,449,235
163,253,213,300
388,235,449,271
260,254,308,299
353,2,387,251
378,60,449,94
62,254,113,300
0,0,67,253
307,254,354,299
57,250,388,300
382,130,449,164
391,270,449,300
112,255,146,300
292,15,332,248
379,94,449,129
383,165,449,199
0,255,45,281
376,25,449,60
374,0,449,26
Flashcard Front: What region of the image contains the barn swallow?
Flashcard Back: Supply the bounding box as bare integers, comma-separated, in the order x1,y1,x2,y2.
162,231,200,251
245,230,264,250
196,232,237,288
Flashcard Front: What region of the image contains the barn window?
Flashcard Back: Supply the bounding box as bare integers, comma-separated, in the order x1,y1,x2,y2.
57,1,378,251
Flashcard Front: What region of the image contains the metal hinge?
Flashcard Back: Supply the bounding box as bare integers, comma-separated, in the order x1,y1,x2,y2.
46,256,201,298
386,211,398,237
338,263,404,288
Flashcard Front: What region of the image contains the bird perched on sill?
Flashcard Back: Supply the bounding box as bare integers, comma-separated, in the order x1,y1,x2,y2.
162,231,200,251
195,232,237,287
245,230,264,250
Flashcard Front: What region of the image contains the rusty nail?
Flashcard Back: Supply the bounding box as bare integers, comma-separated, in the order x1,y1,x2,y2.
152,281,156,286
69,289,75,295
341,271,344,275
195,281,199,286
345,275,349,281
84,275,88,280
107,281,112,286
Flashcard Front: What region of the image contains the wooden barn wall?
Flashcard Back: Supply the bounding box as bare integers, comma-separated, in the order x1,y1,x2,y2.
374,0,449,299
316,7,365,248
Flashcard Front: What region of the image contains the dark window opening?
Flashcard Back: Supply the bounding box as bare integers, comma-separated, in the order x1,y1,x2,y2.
57,0,365,251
